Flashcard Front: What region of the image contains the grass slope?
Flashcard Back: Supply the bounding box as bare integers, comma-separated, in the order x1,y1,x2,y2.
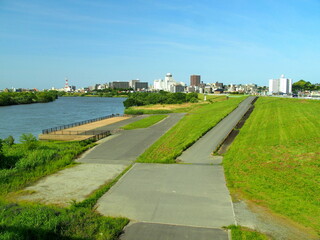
223,97,320,236
121,115,167,130
137,96,247,163
0,140,95,196
0,139,129,239
0,200,128,240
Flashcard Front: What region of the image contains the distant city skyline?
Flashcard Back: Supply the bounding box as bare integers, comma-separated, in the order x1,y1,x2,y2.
1,0,319,90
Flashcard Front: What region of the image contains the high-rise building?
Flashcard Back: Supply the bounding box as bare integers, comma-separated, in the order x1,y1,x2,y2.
153,73,183,92
110,81,130,89
130,79,139,89
134,82,148,91
190,75,201,87
269,74,292,94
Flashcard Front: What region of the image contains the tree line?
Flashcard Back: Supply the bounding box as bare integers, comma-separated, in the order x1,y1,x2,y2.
59,88,130,97
292,80,319,92
0,91,58,106
123,91,198,108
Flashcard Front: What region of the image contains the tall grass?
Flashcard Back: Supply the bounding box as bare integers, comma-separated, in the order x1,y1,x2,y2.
223,97,320,236
0,138,130,239
0,200,128,240
0,140,95,196
137,96,247,163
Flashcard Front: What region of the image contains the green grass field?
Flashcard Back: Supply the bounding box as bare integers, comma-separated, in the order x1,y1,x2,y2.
137,96,247,163
121,115,167,130
223,97,320,236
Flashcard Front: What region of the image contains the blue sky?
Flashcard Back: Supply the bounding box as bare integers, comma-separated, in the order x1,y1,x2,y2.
0,0,319,89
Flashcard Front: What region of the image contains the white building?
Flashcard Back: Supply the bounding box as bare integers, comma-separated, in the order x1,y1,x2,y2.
269,74,292,94
153,73,185,92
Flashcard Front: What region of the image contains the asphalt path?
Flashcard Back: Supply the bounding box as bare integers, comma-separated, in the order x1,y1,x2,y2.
178,96,256,164
120,223,229,240
97,97,257,239
77,113,184,165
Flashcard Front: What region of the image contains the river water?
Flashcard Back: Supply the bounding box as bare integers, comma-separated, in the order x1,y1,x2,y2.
0,97,126,141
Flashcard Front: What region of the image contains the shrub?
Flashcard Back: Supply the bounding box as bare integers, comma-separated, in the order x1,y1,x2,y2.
19,133,38,150
4,136,15,146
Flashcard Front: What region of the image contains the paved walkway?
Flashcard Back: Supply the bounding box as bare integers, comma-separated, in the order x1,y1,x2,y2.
178,96,256,164
96,97,257,239
18,114,184,206
77,113,184,165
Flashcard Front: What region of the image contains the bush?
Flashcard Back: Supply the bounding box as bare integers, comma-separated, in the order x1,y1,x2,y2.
19,133,38,150
4,136,14,146
0,139,4,160
123,92,200,108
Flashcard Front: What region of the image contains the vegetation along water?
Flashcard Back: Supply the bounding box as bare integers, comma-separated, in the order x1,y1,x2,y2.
0,91,58,106
223,97,320,237
0,96,125,141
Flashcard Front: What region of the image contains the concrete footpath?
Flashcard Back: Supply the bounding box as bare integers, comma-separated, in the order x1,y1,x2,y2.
96,97,257,240
178,96,256,164
18,113,184,206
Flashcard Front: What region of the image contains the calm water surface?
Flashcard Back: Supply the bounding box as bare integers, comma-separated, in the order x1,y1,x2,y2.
0,97,126,141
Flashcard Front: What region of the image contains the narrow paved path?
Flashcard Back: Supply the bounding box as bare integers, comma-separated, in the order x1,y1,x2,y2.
97,97,257,239
178,96,256,164
77,113,184,165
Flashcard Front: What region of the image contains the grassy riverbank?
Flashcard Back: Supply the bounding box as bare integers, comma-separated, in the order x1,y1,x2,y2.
0,137,129,239
137,96,247,163
121,115,168,130
223,97,320,237
0,137,94,196
0,200,128,240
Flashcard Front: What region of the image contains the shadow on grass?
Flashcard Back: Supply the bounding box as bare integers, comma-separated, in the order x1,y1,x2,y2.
0,225,86,240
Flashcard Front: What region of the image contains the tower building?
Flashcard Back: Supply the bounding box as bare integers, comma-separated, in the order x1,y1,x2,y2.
190,75,201,87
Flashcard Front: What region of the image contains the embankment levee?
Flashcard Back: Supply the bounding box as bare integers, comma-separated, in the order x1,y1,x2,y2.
178,96,257,163
39,115,131,141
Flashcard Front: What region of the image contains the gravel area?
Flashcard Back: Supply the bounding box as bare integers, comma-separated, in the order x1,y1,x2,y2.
18,163,127,207
234,200,318,240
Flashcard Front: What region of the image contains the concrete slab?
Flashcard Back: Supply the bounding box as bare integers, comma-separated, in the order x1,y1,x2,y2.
96,163,235,228
18,163,127,207
120,222,229,240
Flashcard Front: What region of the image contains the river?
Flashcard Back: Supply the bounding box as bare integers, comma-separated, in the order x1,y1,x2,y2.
0,97,126,141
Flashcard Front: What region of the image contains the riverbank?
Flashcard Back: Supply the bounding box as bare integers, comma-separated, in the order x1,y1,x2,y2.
0,91,58,106
0,96,126,141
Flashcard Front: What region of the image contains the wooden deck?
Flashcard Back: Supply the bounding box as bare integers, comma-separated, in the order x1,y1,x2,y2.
39,116,131,141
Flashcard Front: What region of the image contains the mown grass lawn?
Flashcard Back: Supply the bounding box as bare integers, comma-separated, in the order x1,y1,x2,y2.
121,115,167,130
137,96,247,163
223,97,320,236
